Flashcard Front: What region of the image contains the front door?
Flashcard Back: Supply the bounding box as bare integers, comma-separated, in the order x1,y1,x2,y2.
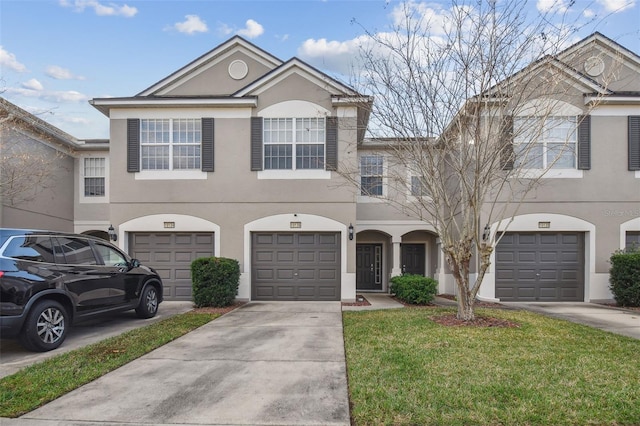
401,244,426,275
356,244,382,290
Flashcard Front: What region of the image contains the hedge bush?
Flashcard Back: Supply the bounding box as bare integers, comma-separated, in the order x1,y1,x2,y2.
390,274,438,305
609,248,640,307
191,257,240,307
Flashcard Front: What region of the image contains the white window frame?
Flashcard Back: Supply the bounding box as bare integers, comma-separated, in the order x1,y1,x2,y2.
140,118,202,172
262,117,326,171
358,154,386,202
80,156,109,203
514,116,583,179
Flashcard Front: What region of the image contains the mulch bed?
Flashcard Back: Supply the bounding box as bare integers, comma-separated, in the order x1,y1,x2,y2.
430,313,520,328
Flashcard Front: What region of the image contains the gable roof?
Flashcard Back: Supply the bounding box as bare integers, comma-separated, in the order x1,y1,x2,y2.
557,31,640,72
233,57,360,97
137,36,283,97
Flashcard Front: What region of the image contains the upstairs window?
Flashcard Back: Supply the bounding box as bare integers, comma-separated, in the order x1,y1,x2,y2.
263,118,325,170
140,119,201,170
410,175,429,197
514,116,577,169
83,158,106,197
360,155,384,196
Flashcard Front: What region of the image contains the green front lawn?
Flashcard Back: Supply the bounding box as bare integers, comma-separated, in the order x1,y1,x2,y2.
344,307,640,426
0,312,217,418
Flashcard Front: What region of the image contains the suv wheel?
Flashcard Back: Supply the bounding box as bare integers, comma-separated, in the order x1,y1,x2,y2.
19,300,69,352
136,285,159,319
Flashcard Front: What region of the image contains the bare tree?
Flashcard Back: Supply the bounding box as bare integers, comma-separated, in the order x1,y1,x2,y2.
341,0,616,320
0,99,74,208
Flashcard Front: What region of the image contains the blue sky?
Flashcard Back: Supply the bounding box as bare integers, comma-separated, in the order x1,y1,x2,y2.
1,0,639,140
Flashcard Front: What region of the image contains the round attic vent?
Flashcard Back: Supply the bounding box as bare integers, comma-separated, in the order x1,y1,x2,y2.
228,60,249,80
583,56,605,77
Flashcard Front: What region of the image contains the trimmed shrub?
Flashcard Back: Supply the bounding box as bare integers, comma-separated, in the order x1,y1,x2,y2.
390,274,438,305
191,257,240,307
609,248,640,307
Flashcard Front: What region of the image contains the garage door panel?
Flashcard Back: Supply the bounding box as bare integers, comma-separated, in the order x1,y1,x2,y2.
496,232,584,302
130,232,214,301
252,232,340,301
297,251,316,262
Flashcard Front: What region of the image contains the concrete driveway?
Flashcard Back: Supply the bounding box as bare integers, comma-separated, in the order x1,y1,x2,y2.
7,301,350,426
501,302,640,339
0,301,194,379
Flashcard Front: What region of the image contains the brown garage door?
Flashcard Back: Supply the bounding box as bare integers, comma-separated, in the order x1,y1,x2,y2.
496,232,584,301
252,232,340,301
130,233,214,301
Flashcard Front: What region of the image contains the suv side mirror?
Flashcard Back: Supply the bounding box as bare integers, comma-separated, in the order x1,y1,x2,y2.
130,259,141,268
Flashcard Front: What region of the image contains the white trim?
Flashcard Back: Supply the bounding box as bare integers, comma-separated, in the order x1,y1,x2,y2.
109,106,254,120
517,169,584,179
589,104,640,116
79,155,109,204
515,99,583,116
241,214,354,301
257,170,331,180
134,170,208,180
117,214,220,256
620,216,640,249
636,171,640,179
585,96,640,106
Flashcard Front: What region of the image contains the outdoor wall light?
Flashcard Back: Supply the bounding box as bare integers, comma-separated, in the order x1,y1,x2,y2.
482,224,490,242
108,225,118,242
348,223,354,241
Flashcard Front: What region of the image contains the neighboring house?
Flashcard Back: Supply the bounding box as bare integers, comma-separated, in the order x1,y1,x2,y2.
3,33,638,303
0,97,110,237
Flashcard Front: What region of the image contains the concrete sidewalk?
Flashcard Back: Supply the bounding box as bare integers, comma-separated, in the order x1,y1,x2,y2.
501,302,640,340
7,302,350,426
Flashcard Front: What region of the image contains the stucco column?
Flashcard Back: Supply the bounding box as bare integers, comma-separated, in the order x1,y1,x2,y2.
391,239,402,277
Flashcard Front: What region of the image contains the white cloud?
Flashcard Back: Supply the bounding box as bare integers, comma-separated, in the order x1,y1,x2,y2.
22,79,44,91
45,65,85,80
237,19,264,39
536,0,570,13
596,0,635,12
297,35,371,76
171,15,208,35
217,23,233,36
390,1,450,34
59,0,137,17
0,46,27,72
583,8,596,17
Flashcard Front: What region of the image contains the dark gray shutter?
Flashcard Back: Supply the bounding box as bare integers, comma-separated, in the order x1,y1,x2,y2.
577,115,591,170
127,119,140,172
325,116,338,171
500,116,514,170
251,117,263,171
629,116,640,171
201,118,214,172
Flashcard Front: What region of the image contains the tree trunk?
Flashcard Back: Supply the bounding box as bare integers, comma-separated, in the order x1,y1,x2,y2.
456,288,475,321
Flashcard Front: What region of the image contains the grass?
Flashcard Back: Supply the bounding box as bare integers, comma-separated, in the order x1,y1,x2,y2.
0,311,217,418
344,307,640,426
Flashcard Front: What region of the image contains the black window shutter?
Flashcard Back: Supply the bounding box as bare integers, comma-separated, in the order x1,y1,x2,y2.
251,117,263,171
577,115,591,170
127,119,140,172
201,118,215,172
325,117,338,171
500,116,514,170
629,116,640,171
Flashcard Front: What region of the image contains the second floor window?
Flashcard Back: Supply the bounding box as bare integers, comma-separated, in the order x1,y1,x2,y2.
263,118,325,170
84,158,105,197
141,119,201,170
514,116,577,169
360,155,383,196
410,175,429,197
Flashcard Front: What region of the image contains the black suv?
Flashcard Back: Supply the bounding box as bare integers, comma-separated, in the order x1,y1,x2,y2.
0,229,163,351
